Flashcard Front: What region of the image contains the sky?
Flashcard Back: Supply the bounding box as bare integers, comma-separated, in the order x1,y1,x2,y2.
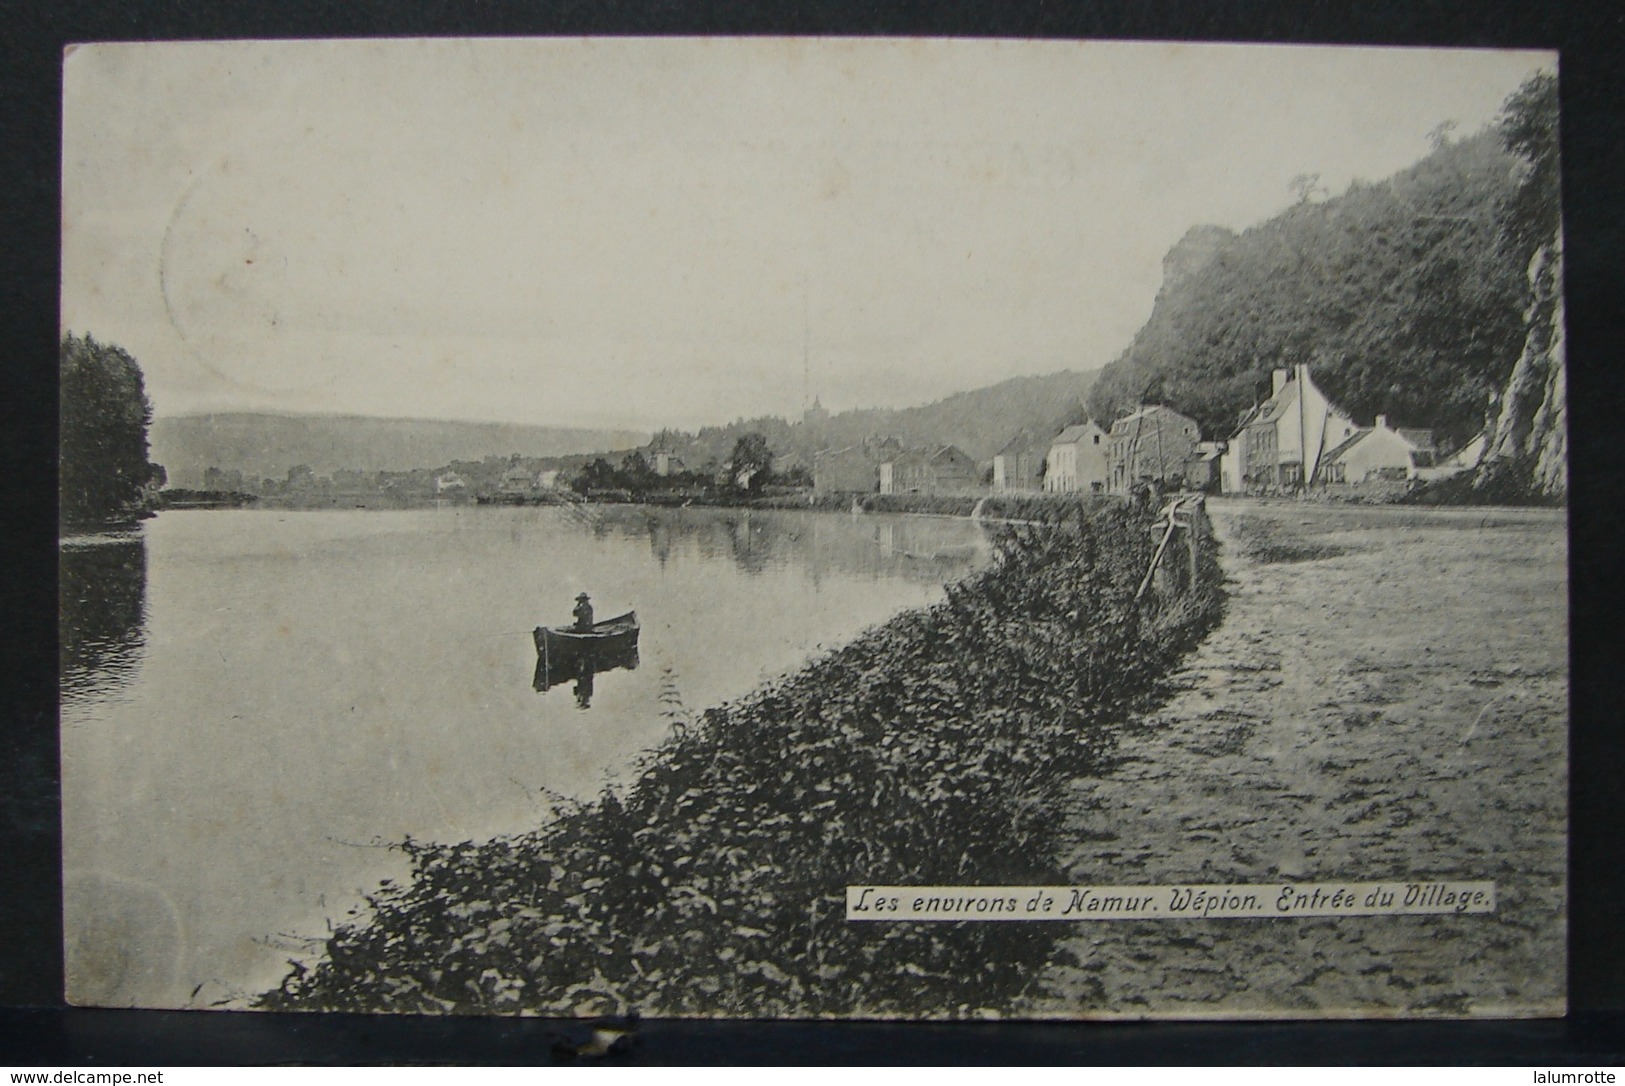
61,38,1554,434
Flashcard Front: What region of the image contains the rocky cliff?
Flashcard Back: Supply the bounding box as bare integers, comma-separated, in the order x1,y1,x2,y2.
1477,234,1567,499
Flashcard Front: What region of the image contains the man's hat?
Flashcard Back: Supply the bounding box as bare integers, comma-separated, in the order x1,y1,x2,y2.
576,593,591,600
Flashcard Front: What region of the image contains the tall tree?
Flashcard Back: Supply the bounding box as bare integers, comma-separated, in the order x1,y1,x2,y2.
728,433,774,491
60,333,157,527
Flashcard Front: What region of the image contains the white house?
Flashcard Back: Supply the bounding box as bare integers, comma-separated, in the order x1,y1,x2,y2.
1042,422,1109,493
1320,415,1436,483
1232,365,1361,492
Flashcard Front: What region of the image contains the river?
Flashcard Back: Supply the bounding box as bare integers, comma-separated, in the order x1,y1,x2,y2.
59,504,992,1009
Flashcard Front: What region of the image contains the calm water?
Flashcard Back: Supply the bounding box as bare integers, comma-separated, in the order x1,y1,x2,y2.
60,504,991,1008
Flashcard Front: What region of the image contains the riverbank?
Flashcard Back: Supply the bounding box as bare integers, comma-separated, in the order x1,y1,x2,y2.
752,491,1116,521
261,497,1224,1017
1034,499,1567,1017
158,488,1112,520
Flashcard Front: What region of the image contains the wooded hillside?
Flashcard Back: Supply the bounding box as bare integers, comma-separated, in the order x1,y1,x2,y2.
1087,126,1535,455
663,368,1100,473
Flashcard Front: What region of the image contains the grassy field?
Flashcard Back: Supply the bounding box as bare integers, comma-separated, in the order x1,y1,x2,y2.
1035,498,1568,1018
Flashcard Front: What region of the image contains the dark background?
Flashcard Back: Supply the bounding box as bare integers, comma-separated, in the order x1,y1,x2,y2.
4,0,1622,1065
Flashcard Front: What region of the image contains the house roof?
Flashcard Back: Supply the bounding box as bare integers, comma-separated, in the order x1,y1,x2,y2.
997,430,1048,458
1396,428,1435,451
1321,428,1375,465
1050,423,1101,446
1108,405,1198,436
1251,380,1301,426
885,445,974,469
1227,403,1266,440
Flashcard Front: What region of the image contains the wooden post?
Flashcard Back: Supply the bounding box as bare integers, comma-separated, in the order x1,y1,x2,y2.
1186,516,1199,590
1135,500,1182,601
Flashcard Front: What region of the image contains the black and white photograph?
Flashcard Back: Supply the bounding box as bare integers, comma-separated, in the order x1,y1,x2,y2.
58,37,1567,1021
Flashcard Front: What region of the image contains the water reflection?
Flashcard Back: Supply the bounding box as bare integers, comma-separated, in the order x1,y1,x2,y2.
597,506,991,584
533,643,641,708
60,532,147,702
62,506,990,1006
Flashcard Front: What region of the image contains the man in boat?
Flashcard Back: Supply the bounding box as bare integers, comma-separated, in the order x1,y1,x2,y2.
572,592,594,632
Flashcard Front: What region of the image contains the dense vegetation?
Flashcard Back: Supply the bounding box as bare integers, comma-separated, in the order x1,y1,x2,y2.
759,491,1120,522
1087,72,1566,506
1087,128,1528,453
263,498,1222,1017
60,334,162,529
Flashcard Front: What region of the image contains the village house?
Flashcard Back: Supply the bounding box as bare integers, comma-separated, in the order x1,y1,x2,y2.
435,471,468,494
1041,422,1109,494
878,445,978,495
1222,364,1435,493
1183,441,1226,493
497,463,535,495
813,436,901,494
1223,365,1361,492
813,446,878,494
993,430,1051,492
1105,406,1201,494
1412,432,1487,484
643,435,692,478
1320,415,1437,484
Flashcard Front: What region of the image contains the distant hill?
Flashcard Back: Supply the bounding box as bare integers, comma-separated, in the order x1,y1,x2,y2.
660,369,1103,474
151,413,648,488
816,370,1103,462
153,370,1101,490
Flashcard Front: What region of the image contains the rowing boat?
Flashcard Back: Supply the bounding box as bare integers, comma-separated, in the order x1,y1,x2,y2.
533,610,640,663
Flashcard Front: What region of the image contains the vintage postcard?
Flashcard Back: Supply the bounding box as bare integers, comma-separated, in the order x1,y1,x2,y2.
59,38,1566,1019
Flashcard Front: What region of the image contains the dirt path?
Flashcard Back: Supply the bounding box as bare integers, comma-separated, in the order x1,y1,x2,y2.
1032,499,1567,1018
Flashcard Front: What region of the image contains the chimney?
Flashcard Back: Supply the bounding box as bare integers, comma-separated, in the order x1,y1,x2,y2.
1376,414,1389,430
1272,368,1289,396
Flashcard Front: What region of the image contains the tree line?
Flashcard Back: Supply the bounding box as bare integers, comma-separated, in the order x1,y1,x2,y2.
570,433,811,497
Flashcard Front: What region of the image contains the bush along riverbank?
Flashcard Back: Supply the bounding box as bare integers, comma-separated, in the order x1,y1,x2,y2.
752,490,1117,521
261,498,1224,1018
